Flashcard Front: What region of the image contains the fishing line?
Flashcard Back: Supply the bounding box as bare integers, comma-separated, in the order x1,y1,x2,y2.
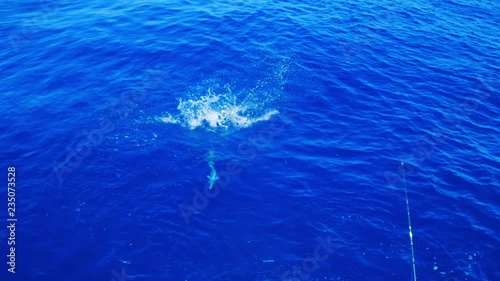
402,162,417,281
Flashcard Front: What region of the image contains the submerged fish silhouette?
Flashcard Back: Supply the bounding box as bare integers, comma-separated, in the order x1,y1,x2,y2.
207,149,218,189
207,169,219,190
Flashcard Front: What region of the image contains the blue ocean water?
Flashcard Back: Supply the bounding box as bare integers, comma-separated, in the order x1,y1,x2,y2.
0,0,499,280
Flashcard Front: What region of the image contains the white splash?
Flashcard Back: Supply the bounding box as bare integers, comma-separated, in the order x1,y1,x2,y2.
159,87,279,131
159,58,290,131
159,113,179,124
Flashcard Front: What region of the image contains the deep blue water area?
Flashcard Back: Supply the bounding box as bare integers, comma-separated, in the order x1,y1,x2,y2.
0,0,499,280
